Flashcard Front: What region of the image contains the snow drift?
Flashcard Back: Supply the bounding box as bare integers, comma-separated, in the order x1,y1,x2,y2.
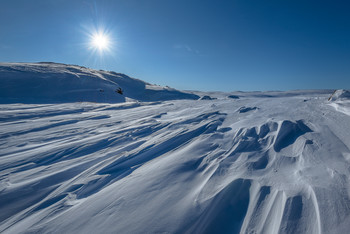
329,89,350,102
0,62,198,103
0,63,350,234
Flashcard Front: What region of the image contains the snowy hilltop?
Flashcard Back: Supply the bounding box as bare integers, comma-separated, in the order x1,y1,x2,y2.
0,62,198,103
0,63,350,234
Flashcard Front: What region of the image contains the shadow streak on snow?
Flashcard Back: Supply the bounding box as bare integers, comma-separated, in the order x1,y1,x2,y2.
178,119,314,233
77,112,227,199
188,179,251,234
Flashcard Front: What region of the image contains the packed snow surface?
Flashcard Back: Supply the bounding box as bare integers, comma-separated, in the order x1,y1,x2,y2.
1,63,350,233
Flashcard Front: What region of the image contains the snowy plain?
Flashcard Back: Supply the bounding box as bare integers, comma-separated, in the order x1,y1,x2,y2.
1,63,350,233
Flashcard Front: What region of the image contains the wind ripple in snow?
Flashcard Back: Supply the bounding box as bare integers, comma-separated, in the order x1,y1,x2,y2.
1,93,350,234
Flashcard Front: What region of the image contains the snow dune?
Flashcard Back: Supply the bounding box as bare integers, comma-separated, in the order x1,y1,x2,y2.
1,63,350,233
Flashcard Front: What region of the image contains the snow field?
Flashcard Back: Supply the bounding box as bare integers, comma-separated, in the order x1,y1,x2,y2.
0,91,350,233
1,63,350,233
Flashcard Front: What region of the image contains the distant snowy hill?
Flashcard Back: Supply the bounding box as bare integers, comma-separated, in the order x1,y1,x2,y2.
1,63,350,233
0,62,199,103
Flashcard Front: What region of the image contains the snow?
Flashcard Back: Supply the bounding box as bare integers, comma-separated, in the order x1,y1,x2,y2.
329,89,350,102
328,90,350,117
1,63,350,233
0,62,199,103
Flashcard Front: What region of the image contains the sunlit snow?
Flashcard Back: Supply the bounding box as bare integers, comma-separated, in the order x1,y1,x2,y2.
0,63,350,233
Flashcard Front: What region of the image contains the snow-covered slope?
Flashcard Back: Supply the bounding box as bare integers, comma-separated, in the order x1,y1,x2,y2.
329,89,350,101
1,64,350,233
0,62,199,103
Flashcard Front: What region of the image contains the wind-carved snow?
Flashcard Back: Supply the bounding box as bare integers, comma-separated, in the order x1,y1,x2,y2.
0,64,350,234
328,90,350,117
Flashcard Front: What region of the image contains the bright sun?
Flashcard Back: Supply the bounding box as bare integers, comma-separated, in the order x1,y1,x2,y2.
91,32,110,51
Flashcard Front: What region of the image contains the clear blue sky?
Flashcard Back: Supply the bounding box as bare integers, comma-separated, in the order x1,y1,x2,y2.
1,0,349,91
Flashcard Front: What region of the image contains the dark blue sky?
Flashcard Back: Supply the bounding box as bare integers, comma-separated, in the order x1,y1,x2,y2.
1,0,349,91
